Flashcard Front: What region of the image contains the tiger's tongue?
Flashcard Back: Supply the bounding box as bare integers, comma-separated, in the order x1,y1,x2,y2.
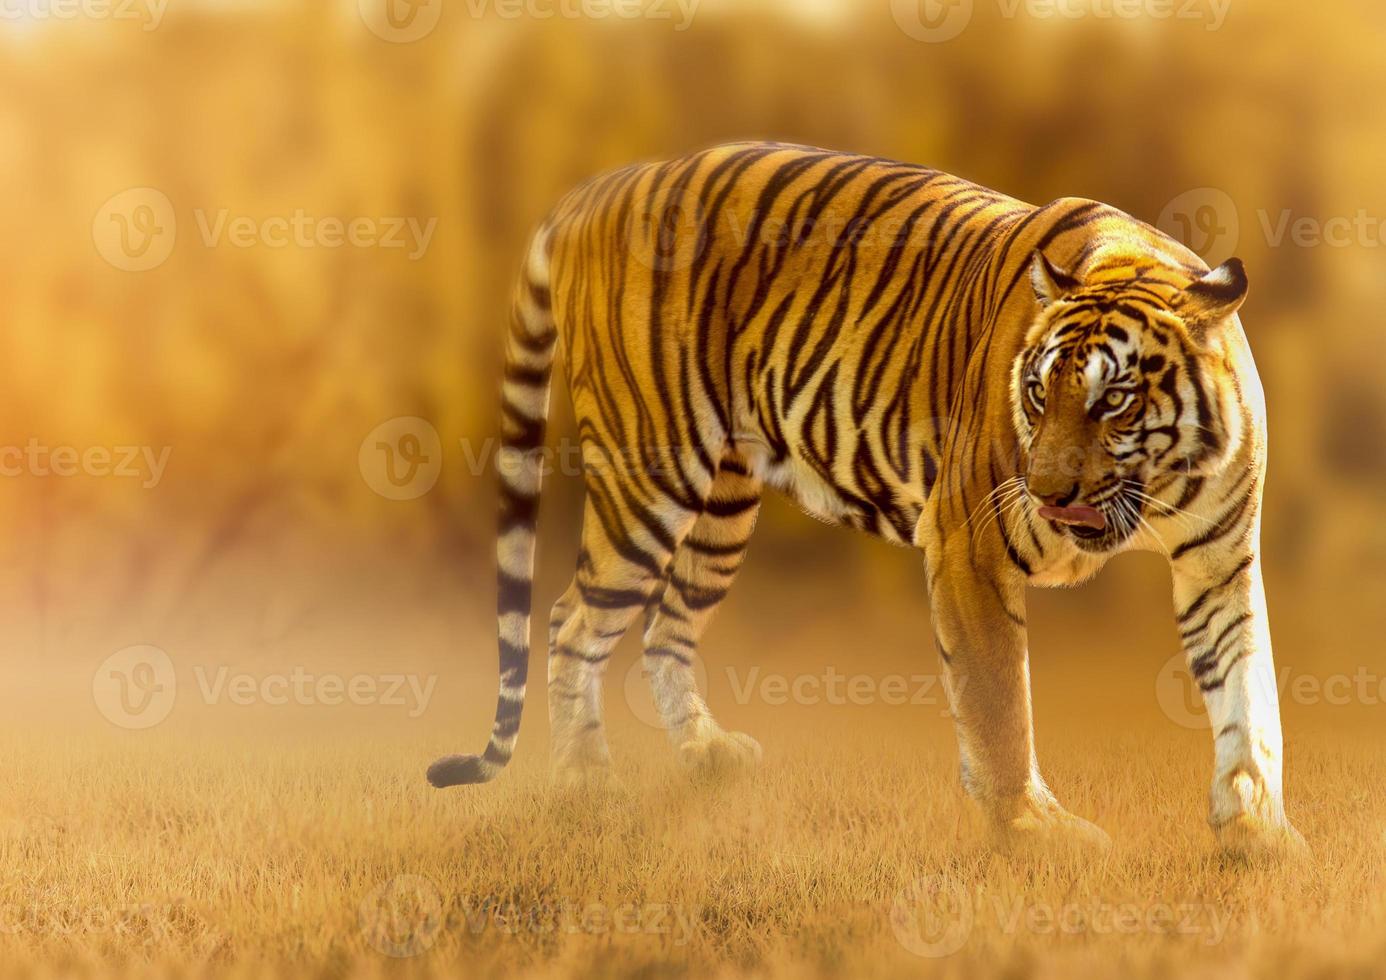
1037,505,1107,530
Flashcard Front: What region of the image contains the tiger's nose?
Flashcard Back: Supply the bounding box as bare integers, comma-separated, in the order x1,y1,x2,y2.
1032,483,1080,508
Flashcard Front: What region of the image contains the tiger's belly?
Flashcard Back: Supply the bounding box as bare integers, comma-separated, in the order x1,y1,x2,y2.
732,429,1114,584
736,439,924,545
759,453,855,524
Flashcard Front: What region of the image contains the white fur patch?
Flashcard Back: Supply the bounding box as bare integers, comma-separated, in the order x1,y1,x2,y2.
497,526,535,577
527,225,552,287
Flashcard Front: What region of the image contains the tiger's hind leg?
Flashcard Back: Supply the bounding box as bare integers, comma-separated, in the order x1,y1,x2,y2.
548,477,704,784
641,452,763,776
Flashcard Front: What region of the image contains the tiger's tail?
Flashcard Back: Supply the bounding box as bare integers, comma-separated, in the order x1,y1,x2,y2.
427,226,557,788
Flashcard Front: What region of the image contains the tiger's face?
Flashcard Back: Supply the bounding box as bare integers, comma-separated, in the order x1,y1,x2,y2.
1011,253,1250,553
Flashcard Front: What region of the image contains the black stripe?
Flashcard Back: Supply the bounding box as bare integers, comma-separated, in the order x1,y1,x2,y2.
1171,488,1254,560
682,536,750,557
552,644,609,663
497,571,531,617
498,480,539,531
645,646,694,666
987,457,1032,577
705,495,760,518
529,280,551,311
987,576,1026,628
1173,476,1205,511
1179,605,1220,643
482,741,512,764
578,583,650,610
504,362,551,386
1190,613,1252,678
511,324,556,354
667,572,729,612
502,400,545,450
655,600,689,623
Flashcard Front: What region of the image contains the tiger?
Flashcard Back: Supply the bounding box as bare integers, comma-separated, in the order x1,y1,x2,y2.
427,141,1304,856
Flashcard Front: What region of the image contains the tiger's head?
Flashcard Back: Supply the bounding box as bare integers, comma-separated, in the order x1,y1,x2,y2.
1011,251,1250,553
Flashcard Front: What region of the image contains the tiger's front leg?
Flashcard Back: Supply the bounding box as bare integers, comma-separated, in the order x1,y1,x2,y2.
1172,546,1305,856
927,539,1110,853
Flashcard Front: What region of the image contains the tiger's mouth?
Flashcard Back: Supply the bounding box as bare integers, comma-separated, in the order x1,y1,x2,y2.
1035,498,1141,551
1036,505,1107,532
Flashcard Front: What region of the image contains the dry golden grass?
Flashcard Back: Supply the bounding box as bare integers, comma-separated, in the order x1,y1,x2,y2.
2,714,1383,980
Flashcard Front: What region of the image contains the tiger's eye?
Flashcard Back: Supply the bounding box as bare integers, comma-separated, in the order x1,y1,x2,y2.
1103,390,1129,410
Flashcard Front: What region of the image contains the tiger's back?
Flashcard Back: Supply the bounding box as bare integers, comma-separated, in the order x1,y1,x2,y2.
544,142,1160,544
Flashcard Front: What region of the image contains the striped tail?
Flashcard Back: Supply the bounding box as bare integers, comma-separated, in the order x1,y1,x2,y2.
428,227,556,788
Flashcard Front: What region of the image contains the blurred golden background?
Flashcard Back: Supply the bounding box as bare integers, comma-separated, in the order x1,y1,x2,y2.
4,5,1386,979
1,0,1383,746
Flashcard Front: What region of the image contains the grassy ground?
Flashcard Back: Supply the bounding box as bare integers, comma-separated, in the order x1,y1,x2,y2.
1,716,1383,980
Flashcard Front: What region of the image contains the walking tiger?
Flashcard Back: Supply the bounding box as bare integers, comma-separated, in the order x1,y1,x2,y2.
427,142,1302,856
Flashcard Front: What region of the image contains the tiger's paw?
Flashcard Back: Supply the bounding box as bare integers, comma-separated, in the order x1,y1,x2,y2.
552,761,619,791
551,739,617,790
1214,815,1309,862
1211,771,1308,861
994,808,1112,858
678,730,762,778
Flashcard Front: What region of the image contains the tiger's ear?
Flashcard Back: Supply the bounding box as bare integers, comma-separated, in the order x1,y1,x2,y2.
1175,259,1249,337
1031,252,1080,308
